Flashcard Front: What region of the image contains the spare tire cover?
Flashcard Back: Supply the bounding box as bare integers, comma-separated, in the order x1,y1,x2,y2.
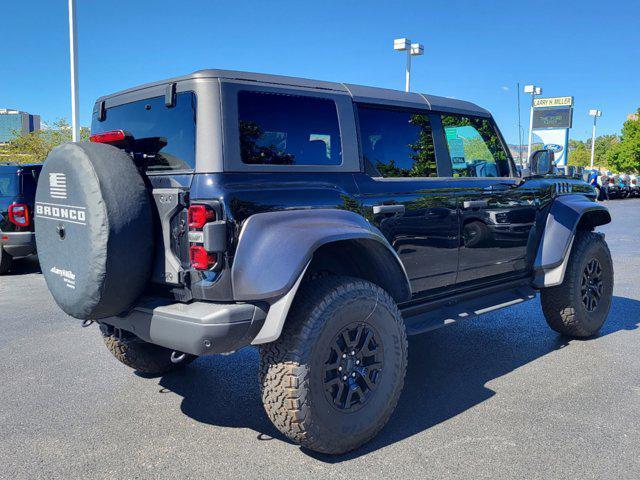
35,142,154,320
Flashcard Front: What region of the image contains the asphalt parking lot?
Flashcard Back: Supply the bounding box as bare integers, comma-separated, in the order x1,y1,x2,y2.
1,199,639,480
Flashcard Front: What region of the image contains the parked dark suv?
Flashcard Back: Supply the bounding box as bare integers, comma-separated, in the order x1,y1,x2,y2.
0,163,41,273
34,70,613,454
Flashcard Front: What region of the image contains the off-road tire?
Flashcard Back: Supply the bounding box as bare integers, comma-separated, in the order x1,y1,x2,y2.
259,276,408,455
0,248,11,274
541,231,613,338
463,220,489,248
99,325,195,375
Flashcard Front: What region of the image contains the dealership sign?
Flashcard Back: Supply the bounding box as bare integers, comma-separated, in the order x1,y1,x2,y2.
532,96,573,167
533,96,573,108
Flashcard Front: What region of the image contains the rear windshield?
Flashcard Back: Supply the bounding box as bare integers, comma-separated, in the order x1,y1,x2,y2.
0,173,19,197
91,91,196,171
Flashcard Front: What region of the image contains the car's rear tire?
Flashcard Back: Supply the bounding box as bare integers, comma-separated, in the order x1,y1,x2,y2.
99,325,195,375
541,231,613,338
259,276,408,454
0,248,11,274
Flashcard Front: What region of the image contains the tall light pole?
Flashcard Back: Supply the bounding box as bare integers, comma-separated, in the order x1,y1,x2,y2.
588,109,602,169
517,82,523,164
68,0,80,142
524,84,542,163
393,38,424,92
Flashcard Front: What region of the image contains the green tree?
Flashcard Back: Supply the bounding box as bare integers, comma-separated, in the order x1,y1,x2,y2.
594,134,619,167
407,114,437,177
605,111,640,173
568,139,591,167
238,120,294,165
0,119,90,164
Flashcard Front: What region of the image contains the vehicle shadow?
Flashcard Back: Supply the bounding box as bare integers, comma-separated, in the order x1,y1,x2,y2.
158,295,639,460
5,255,41,275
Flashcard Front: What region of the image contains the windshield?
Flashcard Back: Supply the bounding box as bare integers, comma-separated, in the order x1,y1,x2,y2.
0,173,19,197
91,91,196,172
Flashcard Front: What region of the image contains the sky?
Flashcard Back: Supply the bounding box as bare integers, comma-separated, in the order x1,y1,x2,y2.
3,0,639,145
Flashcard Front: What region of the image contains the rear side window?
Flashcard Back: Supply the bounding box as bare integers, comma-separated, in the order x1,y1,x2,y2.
0,173,18,196
357,105,437,178
91,92,196,171
238,91,342,166
441,114,510,177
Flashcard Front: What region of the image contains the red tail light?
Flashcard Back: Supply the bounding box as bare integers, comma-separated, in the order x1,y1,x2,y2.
189,246,217,270
8,203,29,227
188,205,216,229
89,130,128,144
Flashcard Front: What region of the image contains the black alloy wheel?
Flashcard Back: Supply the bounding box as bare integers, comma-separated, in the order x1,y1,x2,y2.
323,322,384,412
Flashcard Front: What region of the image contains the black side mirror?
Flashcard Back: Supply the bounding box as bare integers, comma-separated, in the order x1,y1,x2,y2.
529,149,555,176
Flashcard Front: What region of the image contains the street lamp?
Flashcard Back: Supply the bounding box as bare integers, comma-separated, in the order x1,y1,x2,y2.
524,84,542,163
588,109,602,169
68,0,80,142
394,38,424,92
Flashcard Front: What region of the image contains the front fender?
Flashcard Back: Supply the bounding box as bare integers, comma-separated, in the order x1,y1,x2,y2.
231,208,410,301
532,195,611,288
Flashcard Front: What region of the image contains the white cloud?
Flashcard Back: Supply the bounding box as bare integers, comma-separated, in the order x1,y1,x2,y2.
501,86,509,91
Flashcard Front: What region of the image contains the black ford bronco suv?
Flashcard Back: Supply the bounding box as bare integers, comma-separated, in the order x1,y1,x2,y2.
35,70,613,454
1,163,41,274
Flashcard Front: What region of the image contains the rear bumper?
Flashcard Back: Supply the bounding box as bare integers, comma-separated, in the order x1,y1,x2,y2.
1,231,36,257
101,297,268,356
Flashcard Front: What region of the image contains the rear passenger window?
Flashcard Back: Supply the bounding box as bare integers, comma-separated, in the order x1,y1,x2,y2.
357,105,436,178
441,114,510,177
238,91,342,166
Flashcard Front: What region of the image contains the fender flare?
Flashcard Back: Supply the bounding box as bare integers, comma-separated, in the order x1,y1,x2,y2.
230,209,412,344
532,195,611,288
232,208,411,301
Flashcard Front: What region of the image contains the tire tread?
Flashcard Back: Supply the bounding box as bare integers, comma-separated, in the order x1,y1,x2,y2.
259,276,407,454
541,231,613,337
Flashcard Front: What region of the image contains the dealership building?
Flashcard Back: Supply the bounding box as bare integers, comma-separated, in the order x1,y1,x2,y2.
0,109,41,144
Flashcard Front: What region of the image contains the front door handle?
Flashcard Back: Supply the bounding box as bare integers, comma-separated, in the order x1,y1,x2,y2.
462,200,488,209
373,204,405,215
425,207,449,218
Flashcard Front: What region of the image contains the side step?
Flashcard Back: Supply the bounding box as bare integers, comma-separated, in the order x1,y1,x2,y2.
401,282,537,336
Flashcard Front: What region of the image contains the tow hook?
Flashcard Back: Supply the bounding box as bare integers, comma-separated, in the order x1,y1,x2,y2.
170,351,188,364
81,319,94,328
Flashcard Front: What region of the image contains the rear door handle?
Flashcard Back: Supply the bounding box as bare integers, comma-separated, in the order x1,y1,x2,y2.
462,200,488,209
373,204,405,215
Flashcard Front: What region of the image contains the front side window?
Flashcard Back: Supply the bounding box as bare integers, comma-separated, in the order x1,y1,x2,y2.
357,105,436,178
91,92,197,172
441,114,510,177
238,91,342,166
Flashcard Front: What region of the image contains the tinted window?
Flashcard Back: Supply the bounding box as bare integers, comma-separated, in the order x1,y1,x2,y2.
357,105,436,178
238,91,342,166
0,173,18,197
441,114,510,177
91,92,196,171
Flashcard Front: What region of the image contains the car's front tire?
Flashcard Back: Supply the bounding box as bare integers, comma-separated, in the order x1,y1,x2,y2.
541,231,613,338
259,276,408,454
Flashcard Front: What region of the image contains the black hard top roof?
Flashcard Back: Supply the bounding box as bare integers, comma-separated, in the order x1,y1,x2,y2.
95,68,491,117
